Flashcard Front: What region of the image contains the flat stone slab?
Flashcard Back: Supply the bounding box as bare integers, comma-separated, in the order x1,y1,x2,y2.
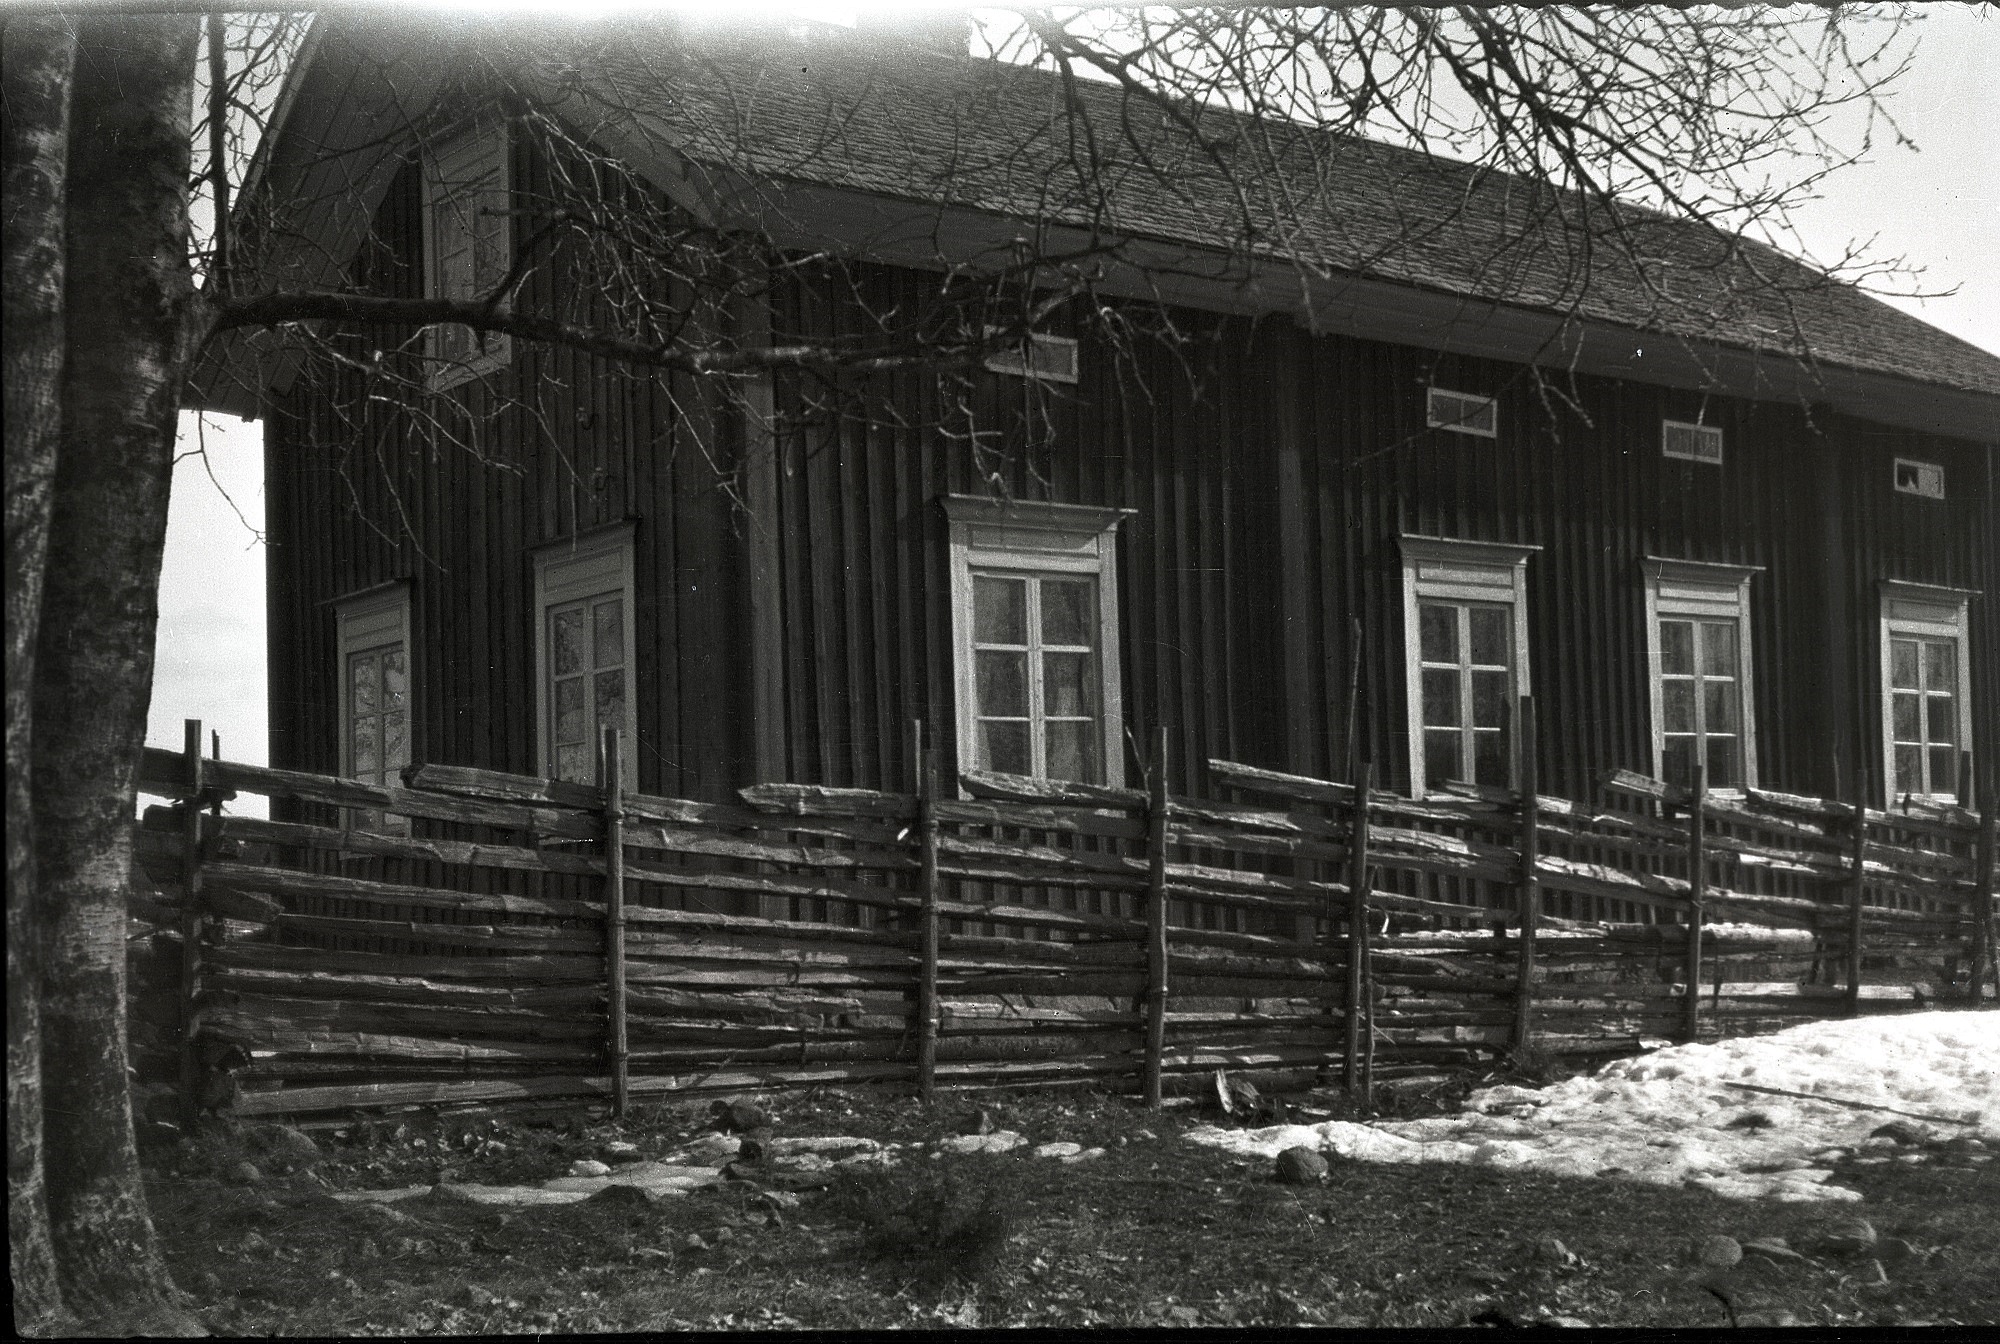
662,1134,741,1165
768,1135,883,1157
331,1185,432,1205
939,1130,1028,1155
431,1183,594,1207
541,1163,723,1195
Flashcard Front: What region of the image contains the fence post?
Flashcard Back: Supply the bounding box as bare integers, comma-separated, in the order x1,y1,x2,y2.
599,725,629,1119
1360,876,1377,1111
1682,763,1706,1045
912,719,941,1103
1143,725,1170,1108
1346,760,1373,1095
1513,695,1540,1050
1846,774,1869,1017
1974,760,1996,1002
176,719,207,1128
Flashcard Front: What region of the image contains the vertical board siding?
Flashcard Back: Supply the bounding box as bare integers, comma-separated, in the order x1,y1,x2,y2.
267,165,1990,940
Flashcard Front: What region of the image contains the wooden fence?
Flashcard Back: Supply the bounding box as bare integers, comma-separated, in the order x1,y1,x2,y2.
131,707,1998,1126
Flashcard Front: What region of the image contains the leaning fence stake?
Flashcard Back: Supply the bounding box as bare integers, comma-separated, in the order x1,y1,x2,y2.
1973,761,1996,1003
1846,773,1868,1017
1143,725,1171,1108
1346,759,1373,1095
599,725,629,1119
912,719,941,1103
1682,763,1706,1045
1513,695,1540,1050
177,719,207,1128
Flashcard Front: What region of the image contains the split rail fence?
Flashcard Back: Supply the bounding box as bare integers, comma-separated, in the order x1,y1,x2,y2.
131,705,1998,1127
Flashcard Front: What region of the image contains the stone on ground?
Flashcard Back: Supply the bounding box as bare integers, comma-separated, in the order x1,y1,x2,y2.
1740,1237,1807,1264
1698,1235,1744,1268
940,1130,1027,1155
1868,1120,1929,1146
587,1183,659,1209
711,1098,774,1134
768,1135,881,1157
1875,1236,1920,1267
1819,1217,1878,1256
1737,1309,1800,1327
1534,1236,1578,1266
1274,1146,1329,1185
253,1124,322,1166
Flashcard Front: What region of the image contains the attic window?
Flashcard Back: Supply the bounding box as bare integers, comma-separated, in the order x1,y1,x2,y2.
422,124,513,391
1426,388,1498,438
1662,419,1724,465
1893,459,1944,500
984,332,1079,384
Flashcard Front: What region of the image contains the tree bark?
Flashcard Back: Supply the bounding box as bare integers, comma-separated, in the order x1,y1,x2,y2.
31,15,206,1335
3,16,77,1336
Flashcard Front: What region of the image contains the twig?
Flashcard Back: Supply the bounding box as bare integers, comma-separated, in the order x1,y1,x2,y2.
1721,1081,1974,1126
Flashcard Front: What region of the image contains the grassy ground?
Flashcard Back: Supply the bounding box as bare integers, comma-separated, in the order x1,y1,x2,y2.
146,1079,1999,1333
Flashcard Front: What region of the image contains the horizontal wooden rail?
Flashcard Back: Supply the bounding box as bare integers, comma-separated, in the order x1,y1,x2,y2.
126,746,1985,1124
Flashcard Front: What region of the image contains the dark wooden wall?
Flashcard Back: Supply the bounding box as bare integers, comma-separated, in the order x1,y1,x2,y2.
1261,331,1993,806
265,156,1995,818
757,264,1992,808
266,148,755,806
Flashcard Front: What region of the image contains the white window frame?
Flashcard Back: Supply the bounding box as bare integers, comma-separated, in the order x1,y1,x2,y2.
1643,557,1763,795
1892,458,1945,500
335,582,413,834
1399,535,1538,798
982,329,1080,384
533,522,638,791
1425,387,1498,438
1878,581,1976,806
943,496,1132,790
1661,418,1724,465
421,123,512,391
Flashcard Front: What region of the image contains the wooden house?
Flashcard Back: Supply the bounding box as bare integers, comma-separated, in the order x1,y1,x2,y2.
202,12,2000,833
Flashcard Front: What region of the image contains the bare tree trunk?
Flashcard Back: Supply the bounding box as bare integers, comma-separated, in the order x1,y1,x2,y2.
30,15,206,1335
3,16,77,1336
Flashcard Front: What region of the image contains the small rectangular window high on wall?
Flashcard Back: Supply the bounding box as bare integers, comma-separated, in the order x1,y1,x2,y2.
1398,535,1538,797
944,496,1132,787
1879,582,1975,805
1893,459,1944,499
1662,419,1724,465
1425,387,1498,438
982,331,1080,384
534,523,638,790
1643,558,1762,793
335,583,413,833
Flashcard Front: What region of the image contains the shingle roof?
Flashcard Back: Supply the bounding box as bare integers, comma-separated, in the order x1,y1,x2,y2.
584,22,2000,400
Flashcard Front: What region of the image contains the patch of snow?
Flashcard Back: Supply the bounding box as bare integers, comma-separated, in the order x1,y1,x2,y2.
938,1130,1028,1155
1187,1011,1997,1203
767,1135,882,1157
1382,922,1810,944
330,1185,431,1204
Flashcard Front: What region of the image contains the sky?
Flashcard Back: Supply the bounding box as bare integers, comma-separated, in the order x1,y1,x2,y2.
142,3,2000,799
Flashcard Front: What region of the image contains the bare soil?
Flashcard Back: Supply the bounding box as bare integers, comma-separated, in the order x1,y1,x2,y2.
144,1078,2000,1333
